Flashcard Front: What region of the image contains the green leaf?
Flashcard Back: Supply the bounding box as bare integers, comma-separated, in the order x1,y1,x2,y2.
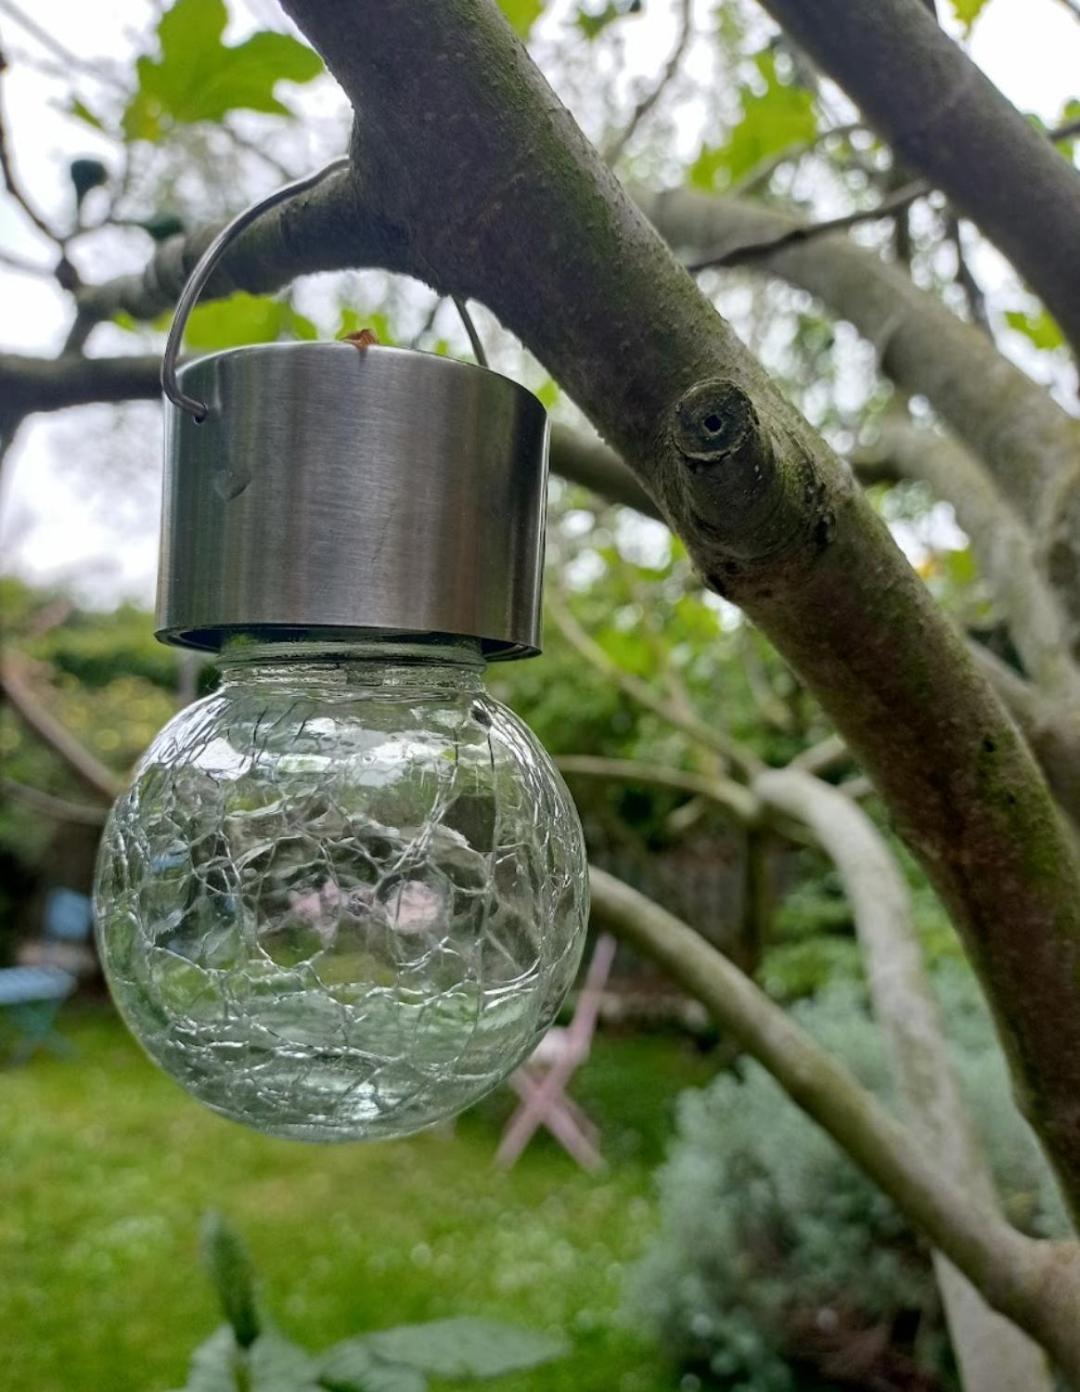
181,293,298,350
183,1326,240,1392
574,0,642,39
364,1319,568,1380
536,379,560,409
201,1213,261,1349
122,0,322,142
68,97,105,131
249,1330,320,1392
1005,307,1064,351
690,50,816,192
319,1340,426,1392
497,0,545,38
950,0,992,30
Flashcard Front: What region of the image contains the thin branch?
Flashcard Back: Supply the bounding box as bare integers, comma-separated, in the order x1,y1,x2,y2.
589,866,1080,1379
0,46,68,248
602,0,694,164
451,295,488,367
753,0,1080,359
791,731,849,775
1,656,122,801
1051,115,1080,142
547,591,764,778
411,293,445,347
946,211,992,336
557,754,762,825
686,179,929,274
754,769,1056,1390
0,778,108,826
0,0,126,85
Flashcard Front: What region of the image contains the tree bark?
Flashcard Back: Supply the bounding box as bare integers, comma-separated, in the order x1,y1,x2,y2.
754,0,1080,361
275,0,1080,1217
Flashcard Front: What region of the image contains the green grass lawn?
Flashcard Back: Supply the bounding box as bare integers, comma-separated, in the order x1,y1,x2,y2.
0,1006,715,1392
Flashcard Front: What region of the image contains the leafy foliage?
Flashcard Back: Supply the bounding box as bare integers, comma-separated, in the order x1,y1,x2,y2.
626,972,1067,1389
950,0,993,31
1004,306,1065,351
574,0,644,40
121,0,322,142
690,51,816,192
171,1216,567,1392
497,0,546,40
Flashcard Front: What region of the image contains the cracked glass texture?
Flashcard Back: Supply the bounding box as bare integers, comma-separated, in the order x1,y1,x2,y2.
94,647,589,1141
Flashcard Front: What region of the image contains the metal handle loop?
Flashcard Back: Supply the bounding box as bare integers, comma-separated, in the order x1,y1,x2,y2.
161,155,352,421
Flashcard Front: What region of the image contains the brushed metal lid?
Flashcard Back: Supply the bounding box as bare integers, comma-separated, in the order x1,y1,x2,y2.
156,342,549,659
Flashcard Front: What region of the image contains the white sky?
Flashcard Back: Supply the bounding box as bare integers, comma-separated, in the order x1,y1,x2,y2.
1,0,1078,606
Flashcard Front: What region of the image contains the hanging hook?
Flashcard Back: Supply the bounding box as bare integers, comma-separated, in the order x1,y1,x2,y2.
161,155,352,421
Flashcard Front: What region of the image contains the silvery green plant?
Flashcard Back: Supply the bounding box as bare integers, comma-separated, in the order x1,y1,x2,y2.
175,1213,568,1392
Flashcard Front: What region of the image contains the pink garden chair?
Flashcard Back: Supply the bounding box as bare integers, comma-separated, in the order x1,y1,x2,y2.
494,933,617,1173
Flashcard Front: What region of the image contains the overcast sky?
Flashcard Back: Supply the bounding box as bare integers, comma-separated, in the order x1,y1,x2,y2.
1,0,1078,608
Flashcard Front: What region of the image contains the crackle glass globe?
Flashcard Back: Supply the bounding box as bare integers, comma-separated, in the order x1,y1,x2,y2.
94,639,589,1141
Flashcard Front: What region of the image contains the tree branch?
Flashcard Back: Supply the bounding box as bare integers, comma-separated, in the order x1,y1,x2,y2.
686,179,929,273
0,656,122,801
0,778,108,825
67,160,392,332
753,0,1080,359
557,753,763,826
590,866,1080,1380
854,414,1080,704
603,0,694,163
755,768,1057,1390
642,186,1080,534
972,645,1080,832
548,593,763,778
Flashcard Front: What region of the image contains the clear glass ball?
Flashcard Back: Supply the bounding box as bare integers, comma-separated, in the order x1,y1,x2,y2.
94,640,588,1141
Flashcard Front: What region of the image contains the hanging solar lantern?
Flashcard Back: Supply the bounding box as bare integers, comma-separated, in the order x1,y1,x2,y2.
93,167,589,1141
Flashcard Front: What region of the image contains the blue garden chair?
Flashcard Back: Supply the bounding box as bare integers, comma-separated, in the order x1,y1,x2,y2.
0,888,93,1066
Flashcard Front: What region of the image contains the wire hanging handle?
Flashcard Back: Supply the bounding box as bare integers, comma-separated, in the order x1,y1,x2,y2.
161,155,352,421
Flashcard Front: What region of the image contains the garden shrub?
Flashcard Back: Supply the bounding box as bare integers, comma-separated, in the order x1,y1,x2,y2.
625,970,1067,1390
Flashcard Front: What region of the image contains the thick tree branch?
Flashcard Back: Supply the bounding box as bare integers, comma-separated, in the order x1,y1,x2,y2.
67,161,392,331
590,867,1080,1380
756,768,1057,1389
754,0,1080,359
550,423,661,516
274,0,1080,1211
